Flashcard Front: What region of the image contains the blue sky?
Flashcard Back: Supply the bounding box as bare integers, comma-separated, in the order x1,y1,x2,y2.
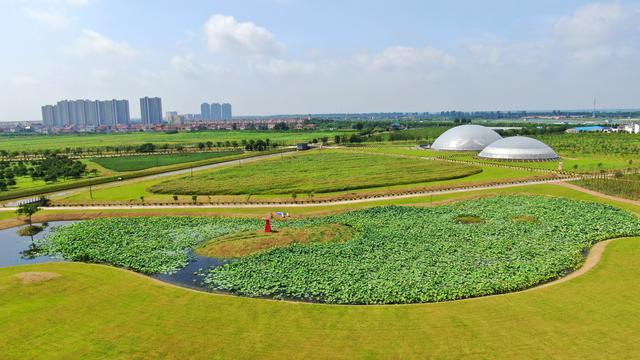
1,0,639,120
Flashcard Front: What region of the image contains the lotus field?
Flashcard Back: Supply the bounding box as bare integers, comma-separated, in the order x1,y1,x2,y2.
39,196,640,304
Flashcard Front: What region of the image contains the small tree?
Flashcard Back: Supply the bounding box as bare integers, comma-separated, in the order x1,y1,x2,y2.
291,193,297,203
191,195,198,204
173,195,179,203
16,203,40,226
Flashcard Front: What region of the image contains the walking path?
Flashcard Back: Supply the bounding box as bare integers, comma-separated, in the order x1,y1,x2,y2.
0,177,579,211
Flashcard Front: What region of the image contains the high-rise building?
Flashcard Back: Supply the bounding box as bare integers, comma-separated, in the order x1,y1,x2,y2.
211,103,222,120
200,103,211,120
56,100,71,126
41,99,130,128
41,105,56,127
115,99,130,125
221,103,232,121
140,97,163,125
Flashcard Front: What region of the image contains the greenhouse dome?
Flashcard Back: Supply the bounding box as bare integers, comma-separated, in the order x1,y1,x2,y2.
478,136,559,160
431,125,502,151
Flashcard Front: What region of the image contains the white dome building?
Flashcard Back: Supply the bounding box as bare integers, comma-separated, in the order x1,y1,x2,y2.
431,125,502,151
478,136,559,161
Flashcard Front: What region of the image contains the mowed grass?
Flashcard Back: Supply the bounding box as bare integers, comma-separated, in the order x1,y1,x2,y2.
89,151,242,172
1,236,639,358
149,151,482,195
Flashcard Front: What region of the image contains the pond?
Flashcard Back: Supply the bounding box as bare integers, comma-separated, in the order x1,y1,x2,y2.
0,221,230,292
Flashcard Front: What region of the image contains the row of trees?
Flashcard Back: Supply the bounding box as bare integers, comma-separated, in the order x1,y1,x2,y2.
0,155,91,191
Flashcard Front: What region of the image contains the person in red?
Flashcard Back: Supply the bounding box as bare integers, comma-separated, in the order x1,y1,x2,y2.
264,215,272,233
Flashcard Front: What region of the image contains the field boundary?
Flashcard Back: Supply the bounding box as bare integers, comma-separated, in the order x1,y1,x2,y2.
0,177,580,209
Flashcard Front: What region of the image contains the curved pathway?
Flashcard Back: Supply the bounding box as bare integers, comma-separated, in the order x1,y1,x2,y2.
0,177,579,211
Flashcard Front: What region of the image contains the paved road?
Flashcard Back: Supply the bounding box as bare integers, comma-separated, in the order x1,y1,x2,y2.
0,177,580,211
4,151,295,207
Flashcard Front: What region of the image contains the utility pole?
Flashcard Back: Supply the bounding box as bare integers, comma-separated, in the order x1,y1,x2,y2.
89,185,93,200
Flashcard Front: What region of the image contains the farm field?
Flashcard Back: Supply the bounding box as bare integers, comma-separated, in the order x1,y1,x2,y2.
573,174,640,201
53,153,543,204
88,151,242,172
348,141,640,173
0,130,350,152
149,151,481,195
2,188,640,357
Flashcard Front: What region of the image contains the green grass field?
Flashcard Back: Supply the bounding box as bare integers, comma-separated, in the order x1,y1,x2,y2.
148,151,481,195
0,130,350,152
1,211,639,357
2,183,640,358
89,151,242,172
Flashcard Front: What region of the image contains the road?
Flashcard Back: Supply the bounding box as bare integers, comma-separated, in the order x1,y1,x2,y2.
4,151,295,207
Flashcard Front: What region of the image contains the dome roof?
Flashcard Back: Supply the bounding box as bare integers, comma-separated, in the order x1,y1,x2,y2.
478,136,559,160
431,125,502,151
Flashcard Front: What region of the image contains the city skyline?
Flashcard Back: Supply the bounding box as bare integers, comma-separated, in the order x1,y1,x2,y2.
2,1,640,121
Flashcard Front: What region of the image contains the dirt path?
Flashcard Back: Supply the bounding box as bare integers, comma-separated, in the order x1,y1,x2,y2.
557,182,640,206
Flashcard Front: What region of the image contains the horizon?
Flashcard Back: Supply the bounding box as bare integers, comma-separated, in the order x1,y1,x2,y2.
2,1,639,121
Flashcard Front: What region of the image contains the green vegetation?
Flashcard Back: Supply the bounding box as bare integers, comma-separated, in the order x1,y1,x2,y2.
90,151,242,172
0,130,350,153
37,195,640,304
3,236,640,358
0,149,285,202
38,217,260,274
574,173,640,200
196,224,356,258
149,151,481,195
205,196,640,304
536,132,640,156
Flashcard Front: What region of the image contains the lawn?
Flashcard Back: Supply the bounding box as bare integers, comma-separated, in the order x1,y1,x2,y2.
89,151,242,172
148,150,482,195
1,236,639,358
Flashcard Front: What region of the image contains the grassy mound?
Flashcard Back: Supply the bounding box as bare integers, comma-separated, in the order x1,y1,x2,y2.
90,151,242,172
148,151,481,195
195,224,356,258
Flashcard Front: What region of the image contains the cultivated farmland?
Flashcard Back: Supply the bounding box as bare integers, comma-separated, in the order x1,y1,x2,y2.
148,151,482,195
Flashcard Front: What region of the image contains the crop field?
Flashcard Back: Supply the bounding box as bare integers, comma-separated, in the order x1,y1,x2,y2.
148,151,482,195
536,132,640,156
52,163,541,204
88,151,242,172
37,196,640,304
0,130,350,152
347,142,640,173
574,174,640,201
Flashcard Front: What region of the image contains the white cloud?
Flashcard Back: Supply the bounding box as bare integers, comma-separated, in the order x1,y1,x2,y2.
555,3,637,49
554,3,639,65
19,0,88,6
12,75,38,86
25,8,69,28
366,46,455,72
254,59,317,77
204,14,285,56
170,53,225,77
71,29,140,60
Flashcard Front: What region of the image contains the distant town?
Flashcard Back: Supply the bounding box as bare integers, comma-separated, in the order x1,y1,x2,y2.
0,101,639,134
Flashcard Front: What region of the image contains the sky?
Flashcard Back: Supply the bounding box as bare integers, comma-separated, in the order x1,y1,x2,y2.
1,0,639,120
